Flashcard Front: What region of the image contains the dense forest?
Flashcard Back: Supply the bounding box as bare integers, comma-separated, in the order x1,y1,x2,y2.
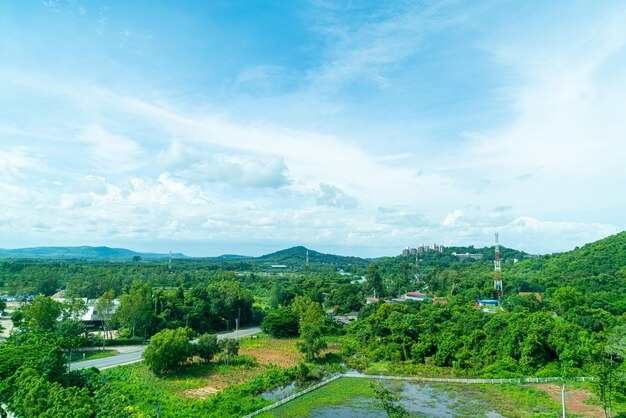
0,233,625,417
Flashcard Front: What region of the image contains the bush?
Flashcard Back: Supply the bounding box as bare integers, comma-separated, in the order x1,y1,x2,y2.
196,333,219,363
143,327,194,374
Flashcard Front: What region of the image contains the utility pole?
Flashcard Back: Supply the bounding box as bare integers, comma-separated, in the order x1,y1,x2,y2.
561,383,566,418
236,307,240,338
494,233,503,296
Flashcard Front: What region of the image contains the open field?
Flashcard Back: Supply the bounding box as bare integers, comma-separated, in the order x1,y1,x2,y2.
240,335,302,367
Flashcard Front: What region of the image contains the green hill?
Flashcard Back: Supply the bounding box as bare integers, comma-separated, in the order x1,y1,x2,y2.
509,231,626,313
256,246,369,267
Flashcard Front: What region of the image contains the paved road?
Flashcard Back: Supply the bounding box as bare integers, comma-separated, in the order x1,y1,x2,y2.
70,327,262,371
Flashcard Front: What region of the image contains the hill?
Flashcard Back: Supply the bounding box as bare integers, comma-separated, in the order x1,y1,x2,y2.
444,245,531,260
0,246,187,260
256,246,369,267
509,231,626,313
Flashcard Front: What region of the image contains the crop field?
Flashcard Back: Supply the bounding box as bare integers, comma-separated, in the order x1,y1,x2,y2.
240,336,302,367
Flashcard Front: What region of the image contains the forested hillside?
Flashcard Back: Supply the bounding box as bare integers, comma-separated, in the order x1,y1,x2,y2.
507,231,626,314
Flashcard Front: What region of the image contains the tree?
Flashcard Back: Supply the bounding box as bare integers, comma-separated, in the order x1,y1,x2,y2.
196,333,220,363
593,353,618,418
291,295,314,319
593,324,626,418
367,262,384,297
207,280,255,331
551,286,584,315
96,290,116,341
34,273,61,297
8,367,95,418
297,302,327,361
22,296,62,331
261,306,299,338
327,283,363,313
143,327,194,374
115,281,153,338
219,338,239,364
11,308,23,327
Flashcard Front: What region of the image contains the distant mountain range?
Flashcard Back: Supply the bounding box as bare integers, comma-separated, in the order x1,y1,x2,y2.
0,246,187,260
0,244,372,266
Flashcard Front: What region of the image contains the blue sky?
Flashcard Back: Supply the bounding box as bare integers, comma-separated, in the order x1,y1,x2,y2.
0,0,624,257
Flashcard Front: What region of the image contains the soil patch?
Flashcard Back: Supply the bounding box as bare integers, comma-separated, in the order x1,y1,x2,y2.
184,385,221,399
240,338,302,367
533,384,603,417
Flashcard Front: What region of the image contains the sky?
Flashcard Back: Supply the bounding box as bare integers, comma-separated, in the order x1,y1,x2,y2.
0,0,625,257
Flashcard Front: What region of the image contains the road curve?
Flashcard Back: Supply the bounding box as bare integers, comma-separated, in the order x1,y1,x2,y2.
70,327,262,371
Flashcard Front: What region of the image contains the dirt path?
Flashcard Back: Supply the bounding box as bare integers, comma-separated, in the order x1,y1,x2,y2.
533,383,603,417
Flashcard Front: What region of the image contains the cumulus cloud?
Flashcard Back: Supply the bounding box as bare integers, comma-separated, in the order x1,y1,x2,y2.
442,209,465,227
157,140,290,188
157,139,198,170
180,155,289,188
316,183,357,208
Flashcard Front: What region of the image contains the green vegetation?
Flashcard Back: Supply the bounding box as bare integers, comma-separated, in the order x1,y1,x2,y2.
1,233,625,416
259,377,375,417
143,327,195,374
196,333,220,363
297,300,327,361
261,378,563,417
261,306,299,338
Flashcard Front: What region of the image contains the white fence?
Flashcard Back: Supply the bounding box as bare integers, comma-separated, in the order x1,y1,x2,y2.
242,374,595,417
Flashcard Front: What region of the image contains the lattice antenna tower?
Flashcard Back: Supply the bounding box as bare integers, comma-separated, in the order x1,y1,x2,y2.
494,233,503,295
306,249,309,267
168,251,172,270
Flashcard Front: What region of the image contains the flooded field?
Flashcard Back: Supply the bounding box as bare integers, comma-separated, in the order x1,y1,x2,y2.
306,382,504,417
260,378,539,418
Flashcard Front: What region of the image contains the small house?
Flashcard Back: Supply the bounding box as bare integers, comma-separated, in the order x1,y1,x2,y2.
404,292,428,301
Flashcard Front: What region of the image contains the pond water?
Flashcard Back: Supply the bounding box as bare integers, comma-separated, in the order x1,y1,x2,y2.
262,381,298,400
309,381,505,417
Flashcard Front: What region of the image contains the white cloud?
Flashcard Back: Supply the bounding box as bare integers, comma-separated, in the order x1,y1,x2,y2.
158,140,290,188
181,155,289,188
0,146,45,180
442,209,465,227
157,139,198,170
308,2,468,90
316,183,357,209
76,125,144,172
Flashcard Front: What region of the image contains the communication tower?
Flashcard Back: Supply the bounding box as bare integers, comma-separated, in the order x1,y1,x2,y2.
168,251,172,270
494,233,503,295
